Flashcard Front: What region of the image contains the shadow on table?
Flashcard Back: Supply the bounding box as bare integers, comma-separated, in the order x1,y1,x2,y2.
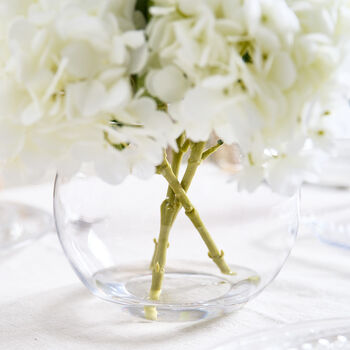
29,286,235,349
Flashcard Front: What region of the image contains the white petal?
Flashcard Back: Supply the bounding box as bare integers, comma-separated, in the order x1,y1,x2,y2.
21,103,42,125
0,79,28,117
178,0,201,15
255,27,281,52
269,52,297,90
95,152,130,185
67,81,106,118
104,79,132,112
110,37,127,65
146,65,189,103
128,44,148,74
244,0,262,31
149,6,175,16
62,42,99,79
9,19,36,48
169,87,228,141
122,31,145,49
201,75,237,89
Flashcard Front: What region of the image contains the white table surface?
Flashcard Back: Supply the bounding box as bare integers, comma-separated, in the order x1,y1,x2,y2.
0,180,350,350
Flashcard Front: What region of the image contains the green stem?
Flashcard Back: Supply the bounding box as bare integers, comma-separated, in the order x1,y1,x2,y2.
145,197,174,320
201,140,224,161
145,140,229,320
149,238,159,271
149,135,185,270
149,199,174,300
167,134,186,201
156,157,234,276
168,142,205,227
145,136,186,320
149,141,207,271
181,142,206,192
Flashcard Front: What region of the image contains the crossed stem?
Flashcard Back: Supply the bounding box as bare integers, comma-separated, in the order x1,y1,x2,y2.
144,138,234,320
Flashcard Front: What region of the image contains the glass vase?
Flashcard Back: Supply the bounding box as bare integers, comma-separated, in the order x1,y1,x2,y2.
54,160,299,322
302,139,350,249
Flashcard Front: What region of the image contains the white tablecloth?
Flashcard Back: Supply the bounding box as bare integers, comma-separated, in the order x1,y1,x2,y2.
0,181,350,350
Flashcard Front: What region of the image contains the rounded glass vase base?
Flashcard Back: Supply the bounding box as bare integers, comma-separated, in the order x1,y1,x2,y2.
90,262,259,322
0,201,52,252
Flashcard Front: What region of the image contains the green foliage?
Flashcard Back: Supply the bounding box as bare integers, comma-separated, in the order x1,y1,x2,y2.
110,119,142,128
242,51,253,64
103,131,130,151
135,0,152,23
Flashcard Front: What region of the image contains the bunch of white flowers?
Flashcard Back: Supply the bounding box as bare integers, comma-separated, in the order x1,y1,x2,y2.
0,0,350,194
2,0,350,320
146,0,350,193
0,0,180,186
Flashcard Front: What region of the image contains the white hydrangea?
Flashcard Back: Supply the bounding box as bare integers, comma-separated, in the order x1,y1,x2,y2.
0,0,180,186
146,0,350,194
1,0,350,194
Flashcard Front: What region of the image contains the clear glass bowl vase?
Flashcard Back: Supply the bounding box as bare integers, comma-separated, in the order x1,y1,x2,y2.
54,162,299,322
